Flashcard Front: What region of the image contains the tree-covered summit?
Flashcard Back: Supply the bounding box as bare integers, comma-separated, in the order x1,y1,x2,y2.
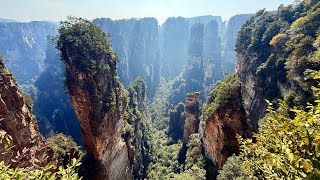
56,16,118,72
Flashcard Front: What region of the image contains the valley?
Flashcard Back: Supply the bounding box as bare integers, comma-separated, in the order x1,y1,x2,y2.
0,0,319,179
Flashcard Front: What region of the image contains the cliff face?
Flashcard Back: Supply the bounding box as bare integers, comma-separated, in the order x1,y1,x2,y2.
183,92,201,144
0,15,249,147
0,21,58,94
161,16,224,79
161,17,189,78
0,58,54,169
93,18,161,97
202,75,249,176
222,14,253,73
168,23,205,107
203,20,223,94
235,2,320,130
0,21,81,144
57,18,131,179
235,52,267,130
124,77,151,179
168,92,201,164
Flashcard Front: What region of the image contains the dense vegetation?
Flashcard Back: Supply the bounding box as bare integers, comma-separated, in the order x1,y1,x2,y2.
237,0,320,103
56,17,118,72
218,70,320,179
123,77,152,179
0,133,82,180
146,79,206,179
217,0,320,179
204,74,241,119
46,134,82,168
2,0,319,179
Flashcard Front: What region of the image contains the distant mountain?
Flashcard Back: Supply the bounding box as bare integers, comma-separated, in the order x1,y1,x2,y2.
0,14,251,151
0,18,17,22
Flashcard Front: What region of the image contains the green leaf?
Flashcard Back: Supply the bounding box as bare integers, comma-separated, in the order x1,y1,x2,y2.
301,160,313,173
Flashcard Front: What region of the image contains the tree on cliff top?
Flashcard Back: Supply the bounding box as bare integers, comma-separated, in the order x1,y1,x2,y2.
56,16,118,72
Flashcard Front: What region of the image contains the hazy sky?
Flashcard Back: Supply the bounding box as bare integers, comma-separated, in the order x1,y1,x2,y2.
1,0,294,24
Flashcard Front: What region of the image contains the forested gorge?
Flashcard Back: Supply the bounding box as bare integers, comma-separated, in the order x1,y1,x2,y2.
0,0,320,179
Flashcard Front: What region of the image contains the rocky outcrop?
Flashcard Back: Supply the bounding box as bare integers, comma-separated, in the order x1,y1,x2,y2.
161,17,189,78
124,77,151,179
203,20,223,94
0,57,54,170
57,19,131,179
202,75,249,176
161,16,223,79
188,16,223,29
178,92,201,164
183,92,201,144
184,23,205,97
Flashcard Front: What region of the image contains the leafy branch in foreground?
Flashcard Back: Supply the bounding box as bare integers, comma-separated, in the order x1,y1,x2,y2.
237,70,320,179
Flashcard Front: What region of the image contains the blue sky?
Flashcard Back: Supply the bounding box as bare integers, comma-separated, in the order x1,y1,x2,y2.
1,0,294,24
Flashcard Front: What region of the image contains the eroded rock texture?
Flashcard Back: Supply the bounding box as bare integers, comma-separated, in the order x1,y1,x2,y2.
202,76,249,177
0,58,54,170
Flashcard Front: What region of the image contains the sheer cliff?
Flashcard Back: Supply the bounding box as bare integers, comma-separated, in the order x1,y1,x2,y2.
203,75,249,177
204,1,320,178
93,18,161,97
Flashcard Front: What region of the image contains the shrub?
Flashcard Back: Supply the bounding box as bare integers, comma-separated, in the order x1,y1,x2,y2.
217,155,246,180
22,92,33,108
46,133,82,167
204,74,241,119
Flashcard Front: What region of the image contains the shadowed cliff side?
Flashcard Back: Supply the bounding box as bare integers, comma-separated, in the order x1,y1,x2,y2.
56,17,131,179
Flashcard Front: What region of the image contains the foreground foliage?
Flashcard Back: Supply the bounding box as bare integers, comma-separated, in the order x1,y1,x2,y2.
0,133,82,180
0,158,82,180
46,134,83,168
237,70,320,179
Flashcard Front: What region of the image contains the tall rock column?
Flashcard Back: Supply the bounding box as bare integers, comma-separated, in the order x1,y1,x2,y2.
184,23,205,95
203,20,223,94
56,18,131,179
178,92,201,164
